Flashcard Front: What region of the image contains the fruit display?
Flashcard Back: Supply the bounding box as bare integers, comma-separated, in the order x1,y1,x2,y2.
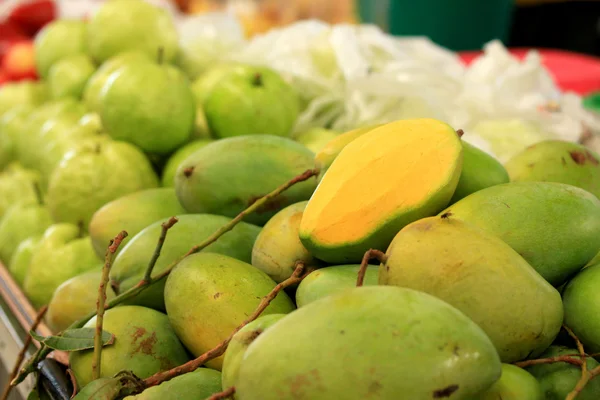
1,1,600,400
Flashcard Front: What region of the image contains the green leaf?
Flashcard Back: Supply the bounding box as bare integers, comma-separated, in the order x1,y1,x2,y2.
29,328,115,352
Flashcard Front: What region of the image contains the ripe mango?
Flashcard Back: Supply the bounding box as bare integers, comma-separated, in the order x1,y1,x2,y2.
313,124,380,181
475,364,543,400
221,314,287,391
164,252,296,370
69,305,191,388
110,214,261,310
234,286,501,400
562,263,600,353
442,182,600,286
88,188,187,258
175,135,317,226
123,368,222,400
505,140,600,198
300,118,463,264
449,141,509,204
525,345,600,400
251,201,323,283
379,216,563,363
295,264,378,307
46,269,116,333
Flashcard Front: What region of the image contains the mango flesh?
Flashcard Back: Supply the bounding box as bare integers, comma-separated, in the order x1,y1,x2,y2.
164,252,296,370
251,201,322,283
474,364,543,400
505,140,600,198
175,134,318,226
221,314,287,390
313,124,380,181
442,182,600,286
123,368,222,400
562,263,600,353
525,345,600,400
69,305,191,388
88,187,187,258
300,118,463,264
235,286,502,400
295,264,378,307
110,213,261,310
379,216,563,363
46,269,116,333
449,141,509,204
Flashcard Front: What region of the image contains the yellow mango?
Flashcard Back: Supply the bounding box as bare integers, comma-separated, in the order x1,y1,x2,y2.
300,118,463,263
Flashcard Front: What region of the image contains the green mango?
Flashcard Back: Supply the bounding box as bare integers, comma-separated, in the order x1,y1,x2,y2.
174,135,317,226
251,201,322,283
505,140,600,198
23,223,102,309
221,314,287,391
0,163,44,218
69,305,191,388
71,377,122,400
474,364,543,399
0,203,53,263
46,269,116,333
234,286,502,400
562,263,600,353
525,345,600,400
8,235,41,287
295,264,378,307
379,216,563,363
294,127,339,153
123,368,222,400
442,182,600,286
449,141,509,204
110,214,261,310
88,188,187,258
164,252,296,370
161,139,212,187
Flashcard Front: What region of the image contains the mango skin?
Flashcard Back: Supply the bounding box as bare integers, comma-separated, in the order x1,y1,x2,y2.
221,314,287,391
123,368,222,400
46,269,116,333
505,140,600,199
379,216,563,363
442,182,600,286
110,214,261,311
164,252,296,371
160,139,212,187
251,201,322,283
525,346,600,400
300,119,463,264
69,305,191,388
89,188,187,259
562,263,600,353
235,286,502,400
474,364,543,400
295,264,378,307
175,135,317,226
314,125,380,181
450,141,509,204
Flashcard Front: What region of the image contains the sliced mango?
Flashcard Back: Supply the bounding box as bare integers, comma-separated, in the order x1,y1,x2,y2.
300,118,463,263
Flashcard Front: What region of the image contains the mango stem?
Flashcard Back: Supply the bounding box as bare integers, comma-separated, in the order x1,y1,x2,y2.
141,217,179,285
356,249,387,287
141,262,312,389
207,386,236,400
92,230,128,381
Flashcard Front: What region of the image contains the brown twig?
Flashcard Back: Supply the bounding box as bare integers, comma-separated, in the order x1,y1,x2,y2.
142,262,311,389
92,231,128,380
141,217,178,285
565,325,597,400
514,355,584,368
207,386,236,400
10,169,317,388
1,306,48,400
356,249,387,287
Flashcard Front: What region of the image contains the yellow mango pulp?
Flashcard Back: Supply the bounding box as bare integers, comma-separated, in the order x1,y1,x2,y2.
300,118,463,263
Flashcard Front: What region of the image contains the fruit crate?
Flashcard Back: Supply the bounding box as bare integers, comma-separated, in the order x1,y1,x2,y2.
0,261,71,399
